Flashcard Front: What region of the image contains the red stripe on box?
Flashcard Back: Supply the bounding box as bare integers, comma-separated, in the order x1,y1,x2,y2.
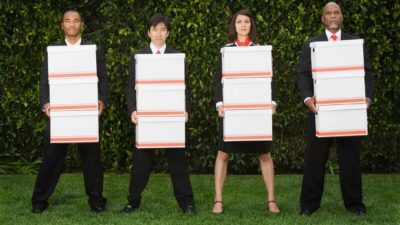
49,104,98,110
316,130,367,136
223,104,272,109
49,73,97,78
315,98,365,105
222,72,272,78
51,137,98,142
224,135,272,141
135,80,184,85
136,142,185,148
136,111,185,116
312,66,364,73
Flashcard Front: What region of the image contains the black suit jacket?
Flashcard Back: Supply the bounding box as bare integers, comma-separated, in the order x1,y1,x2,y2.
40,39,110,109
297,32,374,102
126,46,191,117
214,42,277,104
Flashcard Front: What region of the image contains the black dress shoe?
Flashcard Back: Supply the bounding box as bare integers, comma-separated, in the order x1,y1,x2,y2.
299,208,313,216
31,205,47,214
120,204,138,213
182,205,196,214
91,205,106,213
348,206,367,216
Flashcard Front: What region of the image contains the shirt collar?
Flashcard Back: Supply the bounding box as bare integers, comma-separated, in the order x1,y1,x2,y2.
65,38,82,46
150,43,167,54
325,29,341,41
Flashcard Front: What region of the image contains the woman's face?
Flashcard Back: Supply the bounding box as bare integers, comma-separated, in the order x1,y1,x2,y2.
235,14,251,38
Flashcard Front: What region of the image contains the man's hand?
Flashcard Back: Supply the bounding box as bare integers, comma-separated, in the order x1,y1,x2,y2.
272,104,277,115
217,105,224,118
306,96,318,114
185,112,189,122
131,111,138,124
98,101,104,115
42,103,50,118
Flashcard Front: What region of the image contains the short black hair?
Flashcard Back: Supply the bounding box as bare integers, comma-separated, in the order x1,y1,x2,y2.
147,14,171,31
62,9,82,22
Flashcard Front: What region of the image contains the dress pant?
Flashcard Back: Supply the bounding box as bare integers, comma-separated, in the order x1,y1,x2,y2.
300,112,365,212
31,121,106,208
127,147,194,209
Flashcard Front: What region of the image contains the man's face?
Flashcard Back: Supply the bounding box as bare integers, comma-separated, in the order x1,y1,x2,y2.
61,11,82,38
322,3,343,31
148,22,169,47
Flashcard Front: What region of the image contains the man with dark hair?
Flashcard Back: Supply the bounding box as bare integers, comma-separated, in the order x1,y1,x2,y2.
121,13,195,214
31,9,109,213
297,2,374,216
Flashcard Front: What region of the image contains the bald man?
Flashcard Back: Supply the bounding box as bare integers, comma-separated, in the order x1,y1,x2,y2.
297,2,374,216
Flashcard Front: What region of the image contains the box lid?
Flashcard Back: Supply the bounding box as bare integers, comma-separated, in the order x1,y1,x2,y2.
51,109,99,117
137,116,186,122
47,45,97,52
310,39,363,48
317,103,367,111
135,53,185,60
221,45,272,53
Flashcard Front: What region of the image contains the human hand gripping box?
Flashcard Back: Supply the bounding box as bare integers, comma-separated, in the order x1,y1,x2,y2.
47,45,99,143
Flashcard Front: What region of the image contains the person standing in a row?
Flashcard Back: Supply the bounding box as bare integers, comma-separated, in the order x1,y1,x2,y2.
297,2,374,216
32,9,109,213
120,14,196,214
212,10,280,214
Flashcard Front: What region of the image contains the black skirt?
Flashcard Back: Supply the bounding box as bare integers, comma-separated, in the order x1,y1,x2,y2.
218,120,271,154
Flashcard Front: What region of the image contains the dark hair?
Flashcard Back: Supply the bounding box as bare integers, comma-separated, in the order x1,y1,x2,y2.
147,14,171,31
228,10,257,43
62,9,82,22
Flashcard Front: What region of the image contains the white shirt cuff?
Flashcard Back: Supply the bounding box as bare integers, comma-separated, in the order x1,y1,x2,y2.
304,97,312,104
216,101,223,109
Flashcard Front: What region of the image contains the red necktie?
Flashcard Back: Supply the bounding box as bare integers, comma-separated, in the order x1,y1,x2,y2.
331,34,337,41
156,50,161,54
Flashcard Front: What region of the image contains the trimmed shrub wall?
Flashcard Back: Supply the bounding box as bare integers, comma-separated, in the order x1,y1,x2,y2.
1,0,399,173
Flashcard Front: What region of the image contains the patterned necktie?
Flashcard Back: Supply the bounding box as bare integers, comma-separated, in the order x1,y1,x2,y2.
156,50,161,54
331,34,337,41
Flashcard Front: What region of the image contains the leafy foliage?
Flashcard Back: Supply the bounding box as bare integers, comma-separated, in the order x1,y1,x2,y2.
1,0,399,174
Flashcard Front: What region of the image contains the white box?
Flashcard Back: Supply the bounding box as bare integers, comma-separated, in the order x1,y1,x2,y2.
135,54,185,82
49,77,98,107
221,46,273,78
47,45,97,77
223,109,272,141
223,77,271,108
314,76,365,105
50,110,99,143
316,103,368,137
136,116,185,148
310,40,364,78
136,85,185,114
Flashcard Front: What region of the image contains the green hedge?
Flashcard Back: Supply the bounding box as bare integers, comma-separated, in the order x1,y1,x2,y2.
1,0,399,174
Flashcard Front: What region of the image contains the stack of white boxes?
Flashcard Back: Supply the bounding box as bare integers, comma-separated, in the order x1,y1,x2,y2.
47,45,99,143
310,39,368,137
221,46,273,141
135,54,186,148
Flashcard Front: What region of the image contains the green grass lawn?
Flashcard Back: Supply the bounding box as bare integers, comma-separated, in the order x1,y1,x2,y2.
0,173,399,225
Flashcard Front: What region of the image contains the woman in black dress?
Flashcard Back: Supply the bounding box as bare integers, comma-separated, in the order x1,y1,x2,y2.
212,10,280,214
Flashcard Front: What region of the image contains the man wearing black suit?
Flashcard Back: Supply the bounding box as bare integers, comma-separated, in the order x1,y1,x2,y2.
297,2,374,216
32,10,109,213
120,14,195,214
